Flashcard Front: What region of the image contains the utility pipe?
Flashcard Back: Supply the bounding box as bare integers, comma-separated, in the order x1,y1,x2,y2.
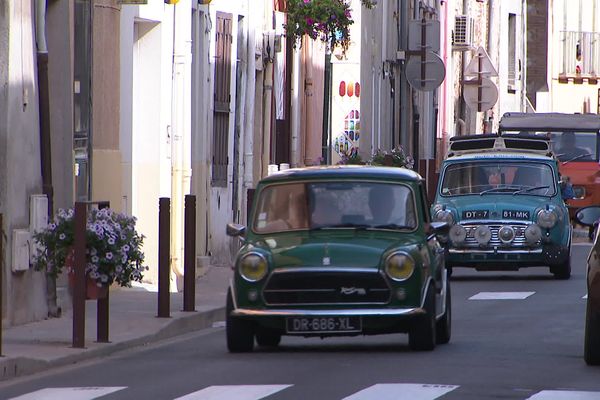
262,33,275,176
243,2,256,219
290,40,302,167
35,0,60,317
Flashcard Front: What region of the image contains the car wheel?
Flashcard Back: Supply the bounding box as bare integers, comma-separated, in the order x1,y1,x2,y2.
409,286,436,351
226,288,255,353
552,258,571,280
255,328,282,347
436,283,451,345
584,297,600,365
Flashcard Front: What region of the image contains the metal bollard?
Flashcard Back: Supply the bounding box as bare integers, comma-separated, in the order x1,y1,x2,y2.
158,198,171,318
72,202,87,348
96,201,110,342
183,195,196,312
0,214,3,355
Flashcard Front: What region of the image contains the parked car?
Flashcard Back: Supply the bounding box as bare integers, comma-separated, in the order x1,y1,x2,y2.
574,206,600,365
432,134,572,279
225,166,450,352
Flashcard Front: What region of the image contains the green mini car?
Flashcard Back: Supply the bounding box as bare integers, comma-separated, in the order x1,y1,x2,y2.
432,134,572,279
225,166,450,352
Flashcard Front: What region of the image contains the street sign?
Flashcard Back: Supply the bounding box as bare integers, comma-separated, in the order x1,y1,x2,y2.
463,76,498,112
405,52,445,92
465,47,498,77
408,20,440,53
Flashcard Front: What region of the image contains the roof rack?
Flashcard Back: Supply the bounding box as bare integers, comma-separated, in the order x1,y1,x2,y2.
447,134,553,157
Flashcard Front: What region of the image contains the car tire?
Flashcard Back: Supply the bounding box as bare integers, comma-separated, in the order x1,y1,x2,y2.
255,328,282,348
226,288,255,353
552,258,571,280
584,297,600,365
436,283,451,345
409,286,436,351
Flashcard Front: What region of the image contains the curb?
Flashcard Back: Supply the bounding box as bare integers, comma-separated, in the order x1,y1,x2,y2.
0,306,225,381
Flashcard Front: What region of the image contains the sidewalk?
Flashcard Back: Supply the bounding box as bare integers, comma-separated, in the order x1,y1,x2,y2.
0,265,231,381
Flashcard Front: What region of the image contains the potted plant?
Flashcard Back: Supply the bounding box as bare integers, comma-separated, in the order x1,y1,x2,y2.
369,146,414,169
284,0,375,54
33,208,147,296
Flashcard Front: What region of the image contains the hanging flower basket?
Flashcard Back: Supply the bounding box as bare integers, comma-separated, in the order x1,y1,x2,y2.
284,0,376,54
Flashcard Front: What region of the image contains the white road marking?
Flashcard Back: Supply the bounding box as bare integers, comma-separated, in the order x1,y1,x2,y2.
211,321,226,328
469,291,535,300
572,242,593,246
342,384,459,400
174,385,292,400
8,387,126,400
527,390,600,399
583,294,588,299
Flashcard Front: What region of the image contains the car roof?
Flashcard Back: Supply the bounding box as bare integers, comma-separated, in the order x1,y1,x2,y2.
260,165,423,183
499,112,600,131
444,152,555,162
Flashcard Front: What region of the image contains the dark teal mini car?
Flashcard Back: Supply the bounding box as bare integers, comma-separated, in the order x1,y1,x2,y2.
433,135,572,279
225,166,450,352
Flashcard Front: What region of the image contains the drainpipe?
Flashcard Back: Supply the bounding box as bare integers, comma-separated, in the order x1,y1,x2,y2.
290,42,302,167
262,32,275,176
170,1,192,286
36,0,60,318
243,9,256,219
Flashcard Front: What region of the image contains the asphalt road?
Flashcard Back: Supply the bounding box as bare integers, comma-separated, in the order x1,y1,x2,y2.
1,244,598,400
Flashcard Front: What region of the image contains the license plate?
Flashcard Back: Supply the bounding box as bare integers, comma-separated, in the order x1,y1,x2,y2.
462,210,489,219
286,316,362,334
502,210,530,219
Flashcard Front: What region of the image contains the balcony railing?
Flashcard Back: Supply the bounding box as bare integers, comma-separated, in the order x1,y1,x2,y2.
559,31,600,77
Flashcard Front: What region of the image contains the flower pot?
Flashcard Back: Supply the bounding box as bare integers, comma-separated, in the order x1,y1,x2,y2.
65,249,108,300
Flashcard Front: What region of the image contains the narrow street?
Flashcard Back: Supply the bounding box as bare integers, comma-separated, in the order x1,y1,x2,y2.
1,244,596,400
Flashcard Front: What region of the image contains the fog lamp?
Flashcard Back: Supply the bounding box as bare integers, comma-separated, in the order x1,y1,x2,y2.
524,224,542,245
474,225,492,245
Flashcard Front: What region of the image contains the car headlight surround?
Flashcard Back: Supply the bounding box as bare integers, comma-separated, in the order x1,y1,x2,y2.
449,224,467,245
524,224,542,245
385,252,415,282
238,252,269,282
498,225,515,244
474,225,492,245
537,209,557,229
433,209,455,225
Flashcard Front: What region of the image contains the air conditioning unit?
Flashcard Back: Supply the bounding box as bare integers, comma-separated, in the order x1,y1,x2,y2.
453,15,474,50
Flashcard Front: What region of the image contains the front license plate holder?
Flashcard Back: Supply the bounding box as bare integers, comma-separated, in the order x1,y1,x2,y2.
286,316,362,334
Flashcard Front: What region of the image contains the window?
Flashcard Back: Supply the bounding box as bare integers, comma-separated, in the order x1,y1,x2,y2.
560,31,600,76
212,12,233,187
508,13,517,90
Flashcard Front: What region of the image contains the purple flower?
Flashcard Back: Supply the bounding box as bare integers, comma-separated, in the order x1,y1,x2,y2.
106,252,113,260
306,17,314,25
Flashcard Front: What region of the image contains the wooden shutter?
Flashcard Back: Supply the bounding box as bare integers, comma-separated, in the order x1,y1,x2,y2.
212,12,233,187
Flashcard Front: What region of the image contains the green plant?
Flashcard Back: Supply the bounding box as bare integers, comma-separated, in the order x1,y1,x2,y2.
284,0,375,54
337,149,364,165
33,208,147,287
370,147,414,169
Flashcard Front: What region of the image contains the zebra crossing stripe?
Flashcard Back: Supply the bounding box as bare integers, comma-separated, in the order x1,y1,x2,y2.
583,294,588,299
526,390,600,399
469,292,535,300
342,384,459,400
7,387,127,400
173,385,292,400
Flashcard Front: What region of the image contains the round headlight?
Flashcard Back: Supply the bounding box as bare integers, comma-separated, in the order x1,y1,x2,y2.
474,225,492,246
238,253,268,282
385,252,415,282
498,225,515,244
537,209,557,229
524,224,542,245
433,209,455,225
449,224,467,245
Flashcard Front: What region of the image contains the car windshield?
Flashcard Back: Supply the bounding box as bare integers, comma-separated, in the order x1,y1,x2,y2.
441,161,557,197
501,129,599,162
253,181,417,234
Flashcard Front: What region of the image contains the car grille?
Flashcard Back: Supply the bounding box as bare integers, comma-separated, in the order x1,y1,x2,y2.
262,269,391,306
462,223,529,247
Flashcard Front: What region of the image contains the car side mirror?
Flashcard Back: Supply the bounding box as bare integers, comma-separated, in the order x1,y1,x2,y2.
575,206,600,227
226,223,246,237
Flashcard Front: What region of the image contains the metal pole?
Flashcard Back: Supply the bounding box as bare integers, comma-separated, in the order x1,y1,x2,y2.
158,198,171,318
96,201,110,342
0,214,3,355
72,202,86,348
183,195,196,312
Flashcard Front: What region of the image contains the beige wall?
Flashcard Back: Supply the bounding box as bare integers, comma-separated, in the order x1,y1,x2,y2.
92,149,123,213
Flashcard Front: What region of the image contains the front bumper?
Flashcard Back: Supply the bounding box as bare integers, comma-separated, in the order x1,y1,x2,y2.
447,244,569,268
231,307,426,336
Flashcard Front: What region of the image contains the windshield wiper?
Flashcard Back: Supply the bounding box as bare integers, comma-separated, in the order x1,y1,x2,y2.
371,223,412,230
562,153,593,164
513,185,551,196
479,185,520,195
